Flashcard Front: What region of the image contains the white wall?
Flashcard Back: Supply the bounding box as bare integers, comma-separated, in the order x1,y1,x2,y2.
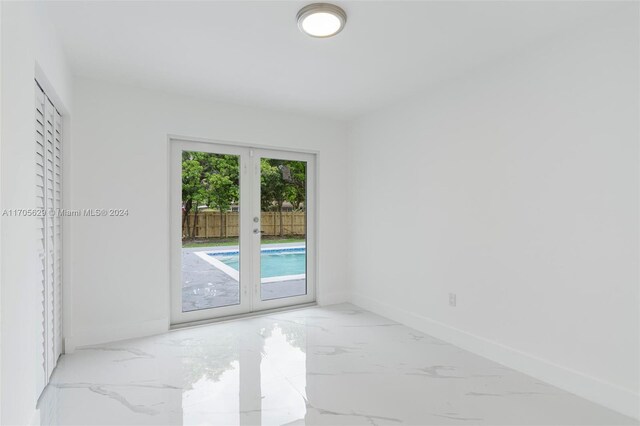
348,6,639,420
67,79,349,349
0,2,73,425
0,3,3,422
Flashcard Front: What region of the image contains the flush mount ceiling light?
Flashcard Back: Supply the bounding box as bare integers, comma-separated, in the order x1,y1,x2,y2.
297,3,347,38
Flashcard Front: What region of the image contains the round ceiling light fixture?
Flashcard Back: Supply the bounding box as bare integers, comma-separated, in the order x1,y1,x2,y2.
297,3,347,38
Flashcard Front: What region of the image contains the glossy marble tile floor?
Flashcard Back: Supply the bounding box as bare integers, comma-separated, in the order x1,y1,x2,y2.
38,304,636,425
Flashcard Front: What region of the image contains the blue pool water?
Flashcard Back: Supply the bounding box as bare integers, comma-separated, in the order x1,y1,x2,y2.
208,247,306,279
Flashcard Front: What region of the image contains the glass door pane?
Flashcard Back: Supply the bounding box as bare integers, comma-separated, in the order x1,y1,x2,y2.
259,157,308,301
181,151,241,312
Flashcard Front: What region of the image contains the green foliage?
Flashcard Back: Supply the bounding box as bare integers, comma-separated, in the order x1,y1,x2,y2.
205,156,239,212
260,159,286,211
181,152,239,213
181,154,204,210
284,161,306,210
260,159,306,211
181,153,306,237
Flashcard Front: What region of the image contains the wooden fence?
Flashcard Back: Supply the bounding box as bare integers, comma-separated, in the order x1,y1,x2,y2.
183,211,306,238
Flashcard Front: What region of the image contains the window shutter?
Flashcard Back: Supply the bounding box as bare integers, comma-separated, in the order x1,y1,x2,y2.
35,85,47,391
44,96,56,379
54,109,63,361
35,81,64,389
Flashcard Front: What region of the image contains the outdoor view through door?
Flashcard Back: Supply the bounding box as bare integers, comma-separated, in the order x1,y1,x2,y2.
182,152,241,312
173,140,314,324
259,157,307,301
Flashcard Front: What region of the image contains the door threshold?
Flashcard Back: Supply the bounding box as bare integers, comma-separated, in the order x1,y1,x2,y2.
169,302,317,330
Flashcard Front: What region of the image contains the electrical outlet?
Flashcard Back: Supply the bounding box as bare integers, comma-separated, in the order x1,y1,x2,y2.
449,293,457,307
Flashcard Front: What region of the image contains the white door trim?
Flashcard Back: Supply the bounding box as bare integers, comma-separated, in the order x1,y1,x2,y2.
169,137,317,325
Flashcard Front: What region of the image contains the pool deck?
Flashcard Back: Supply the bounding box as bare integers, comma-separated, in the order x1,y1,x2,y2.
181,243,306,312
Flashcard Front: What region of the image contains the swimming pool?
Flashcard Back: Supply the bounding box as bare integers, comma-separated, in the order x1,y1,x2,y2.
195,246,306,283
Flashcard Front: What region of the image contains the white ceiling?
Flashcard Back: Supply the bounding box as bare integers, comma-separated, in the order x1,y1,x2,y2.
45,1,620,120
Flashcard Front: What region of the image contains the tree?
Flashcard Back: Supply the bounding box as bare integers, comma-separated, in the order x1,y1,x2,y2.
260,159,306,237
182,152,205,238
182,154,306,241
207,173,237,237
284,161,306,210
260,159,287,237
202,155,239,238
182,152,239,240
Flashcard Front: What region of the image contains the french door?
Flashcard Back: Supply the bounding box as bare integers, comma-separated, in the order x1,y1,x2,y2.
170,139,316,325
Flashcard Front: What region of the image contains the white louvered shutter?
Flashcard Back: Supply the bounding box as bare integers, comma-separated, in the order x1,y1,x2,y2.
35,85,48,391
53,109,63,360
45,97,56,378
36,81,64,388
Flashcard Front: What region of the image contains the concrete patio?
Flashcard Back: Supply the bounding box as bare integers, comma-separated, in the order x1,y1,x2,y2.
181,243,306,312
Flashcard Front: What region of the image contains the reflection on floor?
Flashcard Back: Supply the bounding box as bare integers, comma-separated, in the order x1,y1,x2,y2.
38,304,637,425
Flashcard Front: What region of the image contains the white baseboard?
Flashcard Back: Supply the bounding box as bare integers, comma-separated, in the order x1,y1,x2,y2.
318,290,349,306
350,292,639,421
64,317,169,352
30,407,40,426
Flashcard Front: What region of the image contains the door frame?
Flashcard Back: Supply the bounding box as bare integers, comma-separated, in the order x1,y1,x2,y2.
169,137,317,326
